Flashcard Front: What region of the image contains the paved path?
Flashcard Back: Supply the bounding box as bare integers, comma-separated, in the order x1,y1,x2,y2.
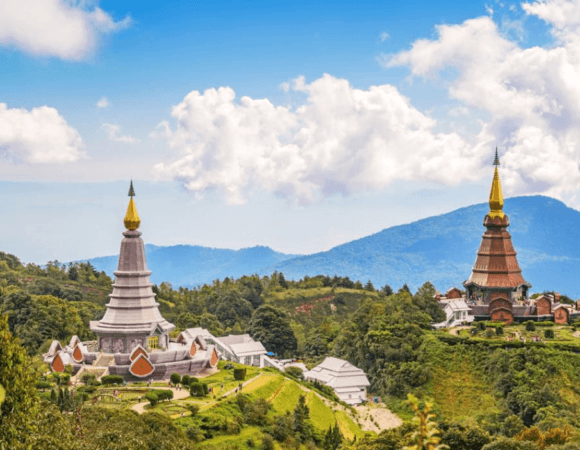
130,374,262,414
449,325,472,335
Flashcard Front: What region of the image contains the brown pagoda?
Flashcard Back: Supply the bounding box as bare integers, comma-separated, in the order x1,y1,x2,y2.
464,150,531,322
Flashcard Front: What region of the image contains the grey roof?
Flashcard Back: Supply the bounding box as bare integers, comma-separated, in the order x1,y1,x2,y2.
230,341,267,357
304,357,370,389
444,300,470,312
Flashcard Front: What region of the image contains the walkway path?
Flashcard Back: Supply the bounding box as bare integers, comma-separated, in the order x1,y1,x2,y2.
130,374,262,414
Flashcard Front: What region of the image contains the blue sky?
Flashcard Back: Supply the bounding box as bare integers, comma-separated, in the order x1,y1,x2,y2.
0,0,578,263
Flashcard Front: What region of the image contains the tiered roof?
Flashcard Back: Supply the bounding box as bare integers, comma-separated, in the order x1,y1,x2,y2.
464,150,530,292
90,182,174,336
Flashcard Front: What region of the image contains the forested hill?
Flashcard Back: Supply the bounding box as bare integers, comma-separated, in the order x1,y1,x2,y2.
85,196,580,297
86,245,298,287
267,195,580,296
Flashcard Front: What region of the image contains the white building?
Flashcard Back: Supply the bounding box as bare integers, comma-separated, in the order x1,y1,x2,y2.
180,328,268,367
303,357,370,405
433,299,473,328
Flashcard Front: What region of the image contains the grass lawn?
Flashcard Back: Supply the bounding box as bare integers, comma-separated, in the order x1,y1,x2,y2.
270,380,303,413
196,426,271,450
334,410,365,440
305,392,335,431
247,374,285,400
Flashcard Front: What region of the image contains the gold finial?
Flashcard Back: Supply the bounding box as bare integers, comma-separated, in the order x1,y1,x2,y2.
488,148,504,219
124,180,141,230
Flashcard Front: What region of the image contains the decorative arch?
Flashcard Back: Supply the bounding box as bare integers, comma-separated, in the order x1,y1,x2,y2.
69,335,81,349
190,341,197,358
72,344,84,363
130,344,148,362
490,307,514,326
536,296,551,316
52,352,65,373
209,349,219,368
554,307,570,325
129,354,155,378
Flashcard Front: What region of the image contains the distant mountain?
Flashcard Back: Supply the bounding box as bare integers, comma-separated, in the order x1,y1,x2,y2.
266,196,580,296
86,245,299,287
85,196,580,297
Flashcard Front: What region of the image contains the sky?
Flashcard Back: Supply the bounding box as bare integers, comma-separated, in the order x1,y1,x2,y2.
0,0,579,263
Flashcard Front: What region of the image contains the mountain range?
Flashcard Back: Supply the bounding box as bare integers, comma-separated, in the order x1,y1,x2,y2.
85,196,580,297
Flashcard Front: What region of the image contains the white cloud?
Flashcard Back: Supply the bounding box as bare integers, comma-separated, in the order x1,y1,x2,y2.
522,0,580,41
448,106,469,116
383,2,580,200
0,0,131,60
153,75,482,204
96,97,109,108
102,123,139,144
379,31,390,42
0,103,85,164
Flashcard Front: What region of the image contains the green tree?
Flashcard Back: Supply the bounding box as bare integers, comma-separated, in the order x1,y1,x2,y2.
248,305,297,357
293,394,314,443
0,314,38,449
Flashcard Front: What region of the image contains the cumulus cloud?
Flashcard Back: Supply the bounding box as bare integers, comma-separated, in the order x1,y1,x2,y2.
0,103,85,164
383,1,580,200
96,97,109,108
153,75,483,204
0,0,131,60
379,31,390,42
102,123,139,144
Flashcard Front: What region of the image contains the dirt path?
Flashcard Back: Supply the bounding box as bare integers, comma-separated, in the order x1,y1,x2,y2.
355,405,403,432
295,382,401,432
449,326,472,335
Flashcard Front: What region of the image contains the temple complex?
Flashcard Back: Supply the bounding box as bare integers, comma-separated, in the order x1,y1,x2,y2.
44,182,218,379
436,150,580,325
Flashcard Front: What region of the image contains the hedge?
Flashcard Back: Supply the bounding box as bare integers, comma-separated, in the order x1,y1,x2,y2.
190,382,209,397
233,368,247,381
101,375,124,385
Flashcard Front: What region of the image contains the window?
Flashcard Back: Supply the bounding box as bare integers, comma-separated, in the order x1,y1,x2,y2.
148,336,159,350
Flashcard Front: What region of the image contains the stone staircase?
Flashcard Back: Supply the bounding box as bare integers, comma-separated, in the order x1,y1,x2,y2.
93,352,116,368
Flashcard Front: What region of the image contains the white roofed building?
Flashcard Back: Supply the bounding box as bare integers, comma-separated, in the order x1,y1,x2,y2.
303,357,370,405
202,333,267,367
433,299,473,328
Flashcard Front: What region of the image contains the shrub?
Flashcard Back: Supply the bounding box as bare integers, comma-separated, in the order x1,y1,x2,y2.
35,381,52,390
170,372,181,385
156,390,174,402
145,392,158,407
496,327,504,336
525,321,536,332
485,329,495,339
101,375,124,385
64,364,74,375
81,373,97,385
223,363,235,370
233,368,247,381
285,366,304,379
188,376,198,386
186,404,200,416
190,382,208,397
186,427,203,442
536,321,555,327
262,434,275,450
181,374,191,386
477,321,487,331
544,329,555,339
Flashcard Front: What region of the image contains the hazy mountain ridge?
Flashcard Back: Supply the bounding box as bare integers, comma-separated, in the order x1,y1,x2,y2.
86,244,300,287
85,196,580,296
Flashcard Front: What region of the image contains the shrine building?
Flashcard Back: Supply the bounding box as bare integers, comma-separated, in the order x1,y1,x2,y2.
451,150,580,325
44,182,218,379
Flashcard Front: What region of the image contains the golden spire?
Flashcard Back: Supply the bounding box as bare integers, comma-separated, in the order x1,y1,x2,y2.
488,148,504,219
124,180,141,230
